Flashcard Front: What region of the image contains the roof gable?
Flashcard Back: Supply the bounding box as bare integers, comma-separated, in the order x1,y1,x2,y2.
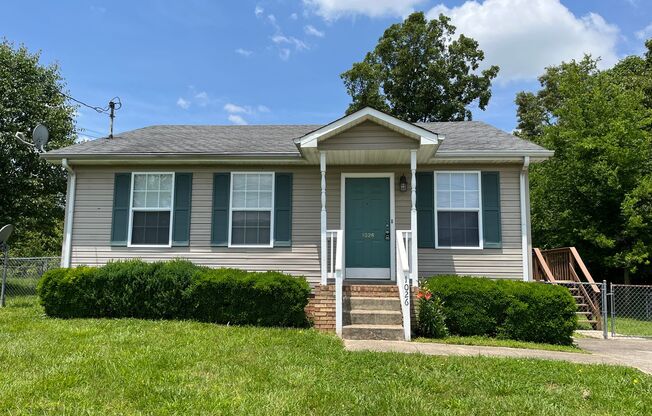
295,107,441,149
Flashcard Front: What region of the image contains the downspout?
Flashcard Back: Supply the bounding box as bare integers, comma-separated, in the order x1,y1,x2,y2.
519,156,530,281
61,158,76,268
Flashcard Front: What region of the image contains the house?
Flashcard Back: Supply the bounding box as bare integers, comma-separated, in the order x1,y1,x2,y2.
42,107,553,340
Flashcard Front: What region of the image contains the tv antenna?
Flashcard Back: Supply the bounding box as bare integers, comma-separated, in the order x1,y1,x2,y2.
0,224,14,307
14,124,50,153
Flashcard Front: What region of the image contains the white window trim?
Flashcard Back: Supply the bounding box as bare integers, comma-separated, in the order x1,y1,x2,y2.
127,172,175,248
228,171,275,248
434,171,484,250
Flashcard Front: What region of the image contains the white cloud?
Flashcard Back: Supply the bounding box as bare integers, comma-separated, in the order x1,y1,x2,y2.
235,48,253,57
228,114,248,125
304,25,325,37
272,35,309,51
194,91,210,107
303,0,425,20
256,9,311,60
255,5,264,17
224,103,249,114
636,22,652,40
257,105,271,112
267,14,281,31
279,48,291,60
176,97,190,109
426,0,620,81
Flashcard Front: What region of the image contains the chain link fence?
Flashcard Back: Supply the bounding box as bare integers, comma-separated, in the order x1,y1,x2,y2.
1,257,60,304
610,283,652,338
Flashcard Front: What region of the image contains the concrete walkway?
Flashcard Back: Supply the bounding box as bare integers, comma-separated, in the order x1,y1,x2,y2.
344,337,652,375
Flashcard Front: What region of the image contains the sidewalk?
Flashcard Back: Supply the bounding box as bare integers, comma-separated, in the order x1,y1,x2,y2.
344,338,652,374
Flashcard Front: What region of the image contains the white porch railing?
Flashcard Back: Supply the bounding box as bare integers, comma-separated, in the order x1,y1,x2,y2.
327,230,344,336
396,230,413,341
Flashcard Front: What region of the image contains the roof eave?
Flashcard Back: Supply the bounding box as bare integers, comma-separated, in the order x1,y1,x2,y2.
41,152,304,164
433,150,554,162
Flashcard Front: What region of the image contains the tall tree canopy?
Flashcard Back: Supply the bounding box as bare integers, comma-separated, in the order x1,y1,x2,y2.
341,12,499,122
0,40,76,256
516,40,652,283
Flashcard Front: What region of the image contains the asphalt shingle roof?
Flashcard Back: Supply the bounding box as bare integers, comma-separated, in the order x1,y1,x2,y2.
44,121,548,158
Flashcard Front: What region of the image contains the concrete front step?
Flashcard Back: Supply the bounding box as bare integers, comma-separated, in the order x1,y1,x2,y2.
344,296,401,311
342,324,405,341
344,309,403,325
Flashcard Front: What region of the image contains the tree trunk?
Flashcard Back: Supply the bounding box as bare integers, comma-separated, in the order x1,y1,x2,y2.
623,268,631,285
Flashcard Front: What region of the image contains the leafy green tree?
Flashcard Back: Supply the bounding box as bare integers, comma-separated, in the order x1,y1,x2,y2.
516,41,652,283
341,12,499,122
0,40,76,256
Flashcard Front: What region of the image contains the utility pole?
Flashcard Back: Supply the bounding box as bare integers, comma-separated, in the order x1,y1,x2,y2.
108,100,116,139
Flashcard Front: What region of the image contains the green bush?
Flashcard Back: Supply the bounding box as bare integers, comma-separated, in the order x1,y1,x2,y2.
424,275,577,345
36,260,311,328
188,269,311,327
416,289,448,338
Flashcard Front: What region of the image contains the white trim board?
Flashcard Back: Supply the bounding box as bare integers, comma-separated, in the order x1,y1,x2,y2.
340,172,396,281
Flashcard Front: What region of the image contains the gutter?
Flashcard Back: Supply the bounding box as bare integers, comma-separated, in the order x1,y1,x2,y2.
519,156,531,281
41,152,303,162
61,158,76,268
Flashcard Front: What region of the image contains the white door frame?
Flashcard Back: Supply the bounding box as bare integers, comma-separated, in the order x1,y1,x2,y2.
340,172,395,281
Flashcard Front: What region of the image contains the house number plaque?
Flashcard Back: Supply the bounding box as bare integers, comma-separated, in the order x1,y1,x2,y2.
361,232,375,239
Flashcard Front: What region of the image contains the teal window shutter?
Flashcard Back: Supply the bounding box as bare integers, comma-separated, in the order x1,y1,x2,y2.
172,173,192,246
111,173,131,246
416,172,435,248
274,173,293,247
481,171,502,249
211,173,230,246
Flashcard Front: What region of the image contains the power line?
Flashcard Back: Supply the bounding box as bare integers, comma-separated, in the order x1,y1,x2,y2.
62,92,110,114
61,92,123,139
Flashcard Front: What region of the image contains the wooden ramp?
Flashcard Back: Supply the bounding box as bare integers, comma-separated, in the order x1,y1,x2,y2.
532,247,602,330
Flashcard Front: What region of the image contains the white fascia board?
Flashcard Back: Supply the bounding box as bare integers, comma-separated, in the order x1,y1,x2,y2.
435,150,554,159
296,107,440,148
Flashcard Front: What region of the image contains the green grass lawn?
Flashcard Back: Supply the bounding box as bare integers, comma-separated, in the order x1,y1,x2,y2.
611,316,652,337
415,335,586,353
1,298,650,415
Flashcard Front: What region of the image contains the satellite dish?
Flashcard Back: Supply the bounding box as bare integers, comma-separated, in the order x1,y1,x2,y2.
32,124,49,151
0,224,14,246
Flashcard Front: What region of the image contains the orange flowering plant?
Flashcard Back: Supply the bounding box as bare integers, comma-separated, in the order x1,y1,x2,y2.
416,288,448,338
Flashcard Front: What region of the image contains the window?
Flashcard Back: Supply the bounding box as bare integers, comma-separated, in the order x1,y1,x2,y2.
435,172,482,248
230,172,274,246
129,173,174,246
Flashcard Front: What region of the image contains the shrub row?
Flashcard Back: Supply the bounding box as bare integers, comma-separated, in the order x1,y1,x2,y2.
36,259,311,328
423,275,578,345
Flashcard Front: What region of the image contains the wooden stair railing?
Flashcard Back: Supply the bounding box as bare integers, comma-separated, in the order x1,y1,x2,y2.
532,247,602,330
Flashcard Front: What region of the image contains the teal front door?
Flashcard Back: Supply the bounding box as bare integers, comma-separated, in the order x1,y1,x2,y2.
345,177,391,278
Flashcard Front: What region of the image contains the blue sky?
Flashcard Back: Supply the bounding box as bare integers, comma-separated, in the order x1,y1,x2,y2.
3,0,652,139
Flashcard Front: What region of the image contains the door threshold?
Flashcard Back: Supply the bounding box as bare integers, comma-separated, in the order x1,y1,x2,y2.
344,279,395,286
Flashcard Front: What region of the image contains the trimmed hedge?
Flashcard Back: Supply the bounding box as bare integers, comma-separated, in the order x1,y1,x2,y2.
37,259,311,328
424,275,578,345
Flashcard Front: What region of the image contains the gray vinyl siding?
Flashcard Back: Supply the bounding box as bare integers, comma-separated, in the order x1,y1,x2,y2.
70,166,322,285
318,121,419,150
325,164,524,279
68,163,525,286
417,165,524,279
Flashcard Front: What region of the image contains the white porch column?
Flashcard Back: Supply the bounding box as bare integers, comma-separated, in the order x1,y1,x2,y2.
320,152,327,285
520,156,531,281
410,149,418,286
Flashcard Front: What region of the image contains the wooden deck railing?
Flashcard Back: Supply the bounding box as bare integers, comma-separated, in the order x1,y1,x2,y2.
532,247,602,329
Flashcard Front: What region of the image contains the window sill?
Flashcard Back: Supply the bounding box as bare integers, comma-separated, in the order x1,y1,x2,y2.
227,244,274,249
127,244,173,248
